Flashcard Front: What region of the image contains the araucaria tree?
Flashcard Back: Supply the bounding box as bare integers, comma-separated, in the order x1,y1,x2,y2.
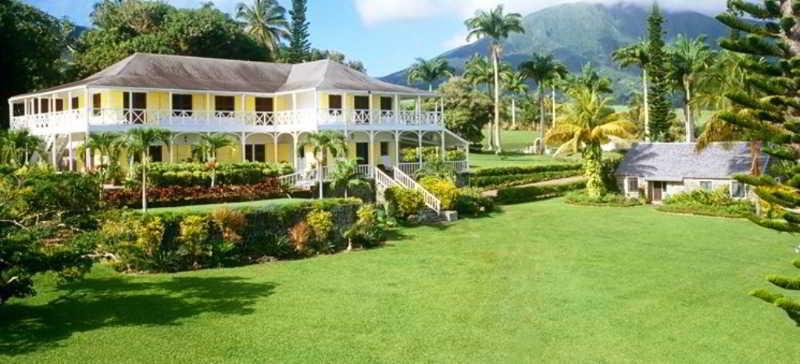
466,5,525,153
613,41,650,140
407,57,454,91
287,0,310,63
236,0,290,60
545,86,636,198
714,0,800,324
645,4,671,141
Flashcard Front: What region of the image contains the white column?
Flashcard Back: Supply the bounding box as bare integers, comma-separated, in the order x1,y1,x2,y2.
394,94,400,123
51,135,57,168
168,91,173,122
170,136,175,163
273,134,280,163
206,93,211,121
292,133,299,170
441,130,446,158
368,131,375,169
416,96,421,124
84,88,90,125
368,93,374,123
241,132,247,162
68,133,74,171
292,93,297,111
394,131,400,168
417,132,423,164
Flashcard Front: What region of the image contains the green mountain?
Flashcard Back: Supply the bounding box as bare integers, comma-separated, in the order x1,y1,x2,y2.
381,3,726,98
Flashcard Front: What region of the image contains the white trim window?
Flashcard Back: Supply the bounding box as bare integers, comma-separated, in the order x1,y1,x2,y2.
699,181,713,191
730,181,747,198
626,177,638,194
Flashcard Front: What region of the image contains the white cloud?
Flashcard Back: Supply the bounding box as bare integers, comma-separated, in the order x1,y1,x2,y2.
442,32,470,49
354,0,726,26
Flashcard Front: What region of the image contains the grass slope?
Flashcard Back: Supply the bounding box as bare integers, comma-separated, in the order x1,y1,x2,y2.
2,200,799,362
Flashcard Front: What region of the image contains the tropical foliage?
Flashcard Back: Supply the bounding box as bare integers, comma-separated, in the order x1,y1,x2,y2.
236,0,289,60
407,57,454,91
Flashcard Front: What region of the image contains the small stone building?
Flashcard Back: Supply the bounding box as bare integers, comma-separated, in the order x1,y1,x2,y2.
615,142,768,203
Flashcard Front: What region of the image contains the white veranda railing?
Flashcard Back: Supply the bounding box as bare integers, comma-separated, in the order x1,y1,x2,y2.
392,167,441,214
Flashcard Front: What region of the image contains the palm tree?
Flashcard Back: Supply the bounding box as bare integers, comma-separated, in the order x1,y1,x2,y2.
236,0,290,60
668,35,714,142
500,71,528,128
126,128,173,212
463,55,511,150
407,57,454,91
194,134,234,162
519,54,565,152
304,131,347,199
568,63,613,95
77,132,124,183
0,130,44,166
549,66,569,128
545,86,637,198
613,41,651,140
330,159,370,199
465,5,525,153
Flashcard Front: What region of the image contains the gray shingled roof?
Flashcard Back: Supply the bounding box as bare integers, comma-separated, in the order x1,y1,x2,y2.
615,142,767,181
17,53,430,97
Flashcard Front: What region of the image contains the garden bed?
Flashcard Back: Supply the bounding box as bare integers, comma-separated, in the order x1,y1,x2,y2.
564,191,644,207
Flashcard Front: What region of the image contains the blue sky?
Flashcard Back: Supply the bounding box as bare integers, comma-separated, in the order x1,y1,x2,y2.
22,0,725,77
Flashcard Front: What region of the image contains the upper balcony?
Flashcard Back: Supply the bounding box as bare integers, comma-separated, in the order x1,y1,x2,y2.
10,107,444,136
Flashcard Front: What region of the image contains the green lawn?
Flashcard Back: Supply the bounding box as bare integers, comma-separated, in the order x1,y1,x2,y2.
482,129,541,152
3,200,799,362
148,198,308,214
469,152,575,170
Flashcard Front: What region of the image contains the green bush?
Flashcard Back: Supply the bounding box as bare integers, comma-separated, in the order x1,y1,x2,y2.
135,162,293,187
345,205,387,248
658,187,754,218
419,176,458,210
472,163,582,177
401,147,440,162
98,198,362,272
495,181,587,205
384,186,425,219
470,170,581,189
446,149,466,161
565,191,643,207
453,187,495,216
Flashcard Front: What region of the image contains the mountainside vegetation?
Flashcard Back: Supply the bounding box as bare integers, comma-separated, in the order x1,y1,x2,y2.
382,3,726,99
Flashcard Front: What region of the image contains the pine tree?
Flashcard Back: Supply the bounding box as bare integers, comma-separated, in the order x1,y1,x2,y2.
645,4,671,141
716,0,800,324
288,0,310,63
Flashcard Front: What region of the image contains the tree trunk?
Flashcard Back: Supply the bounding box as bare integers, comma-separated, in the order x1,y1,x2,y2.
318,149,326,199
583,144,605,198
141,152,148,213
551,87,557,127
749,139,762,176
684,79,693,142
642,69,650,141
511,98,516,128
492,46,502,154
538,85,545,154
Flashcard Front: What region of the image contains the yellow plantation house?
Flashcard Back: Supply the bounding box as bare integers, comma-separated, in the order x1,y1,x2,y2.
8,53,469,178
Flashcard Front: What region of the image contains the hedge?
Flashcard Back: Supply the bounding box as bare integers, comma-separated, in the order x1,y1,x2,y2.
472,163,582,177
133,162,294,187
104,178,286,208
99,198,363,272
470,170,581,189
495,181,587,205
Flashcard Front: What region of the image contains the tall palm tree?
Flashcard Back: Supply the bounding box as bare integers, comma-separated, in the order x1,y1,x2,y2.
545,86,637,198
463,55,512,150
568,63,613,94
613,41,650,140
519,54,565,152
77,132,124,183
668,35,714,142
500,71,528,128
465,5,525,153
407,57,454,91
126,128,173,212
236,0,290,60
330,159,370,199
304,131,347,199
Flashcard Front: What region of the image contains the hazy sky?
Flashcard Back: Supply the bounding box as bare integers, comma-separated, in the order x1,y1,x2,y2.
23,0,727,76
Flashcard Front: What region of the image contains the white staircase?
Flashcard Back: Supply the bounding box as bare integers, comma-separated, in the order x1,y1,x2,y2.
392,167,441,214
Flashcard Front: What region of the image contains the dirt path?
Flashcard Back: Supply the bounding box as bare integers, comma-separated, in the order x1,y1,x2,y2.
481,176,586,198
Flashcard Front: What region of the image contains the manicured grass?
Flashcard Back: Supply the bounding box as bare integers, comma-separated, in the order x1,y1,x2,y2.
148,198,308,214
470,152,574,170
3,200,799,362
482,129,541,151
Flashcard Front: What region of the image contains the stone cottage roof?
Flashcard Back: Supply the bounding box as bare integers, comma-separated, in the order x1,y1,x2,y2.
615,142,767,182
15,53,431,97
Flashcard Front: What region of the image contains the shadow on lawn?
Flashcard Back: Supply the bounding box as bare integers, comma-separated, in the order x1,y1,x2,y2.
0,275,276,356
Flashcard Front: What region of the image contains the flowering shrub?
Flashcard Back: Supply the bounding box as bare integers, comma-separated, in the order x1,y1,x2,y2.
419,176,458,210
104,178,284,208
384,187,425,219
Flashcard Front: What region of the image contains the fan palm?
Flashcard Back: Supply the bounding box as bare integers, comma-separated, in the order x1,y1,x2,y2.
501,71,528,128
519,54,566,152
466,5,525,153
668,35,714,142
125,128,173,212
193,134,234,162
545,87,637,197
613,41,650,140
330,159,370,199
236,0,290,60
304,131,347,198
407,57,454,92
77,132,124,183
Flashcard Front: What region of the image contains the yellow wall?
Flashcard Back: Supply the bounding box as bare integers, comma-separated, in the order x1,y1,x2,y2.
146,92,169,110
275,95,290,111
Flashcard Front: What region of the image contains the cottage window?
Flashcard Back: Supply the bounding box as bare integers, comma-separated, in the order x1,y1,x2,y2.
148,146,163,163
12,103,24,116
92,93,101,116
627,177,638,193
245,144,265,162
215,96,235,112
255,97,273,112
731,181,746,198
55,99,63,112
380,97,393,111
71,97,79,110
700,181,712,191
380,142,390,156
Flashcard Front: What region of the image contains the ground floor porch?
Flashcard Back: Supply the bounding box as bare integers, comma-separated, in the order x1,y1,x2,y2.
37,129,470,174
